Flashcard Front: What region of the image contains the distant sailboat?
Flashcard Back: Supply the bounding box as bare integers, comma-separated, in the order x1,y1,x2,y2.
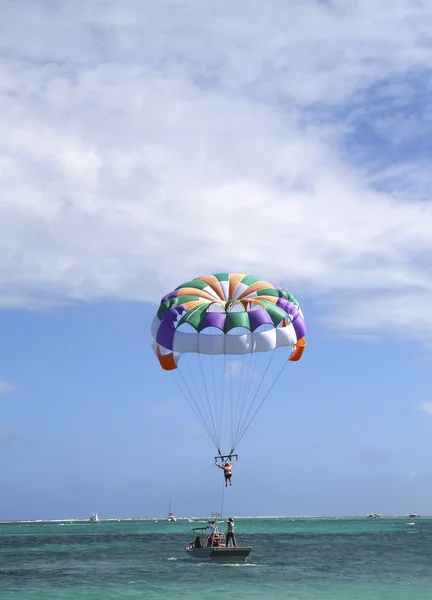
89,512,99,523
167,499,176,522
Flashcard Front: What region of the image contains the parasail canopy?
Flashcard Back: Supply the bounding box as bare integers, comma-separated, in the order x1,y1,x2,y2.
151,273,306,455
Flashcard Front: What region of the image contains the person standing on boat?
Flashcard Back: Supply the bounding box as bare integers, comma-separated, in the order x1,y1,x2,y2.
225,518,237,547
215,458,237,487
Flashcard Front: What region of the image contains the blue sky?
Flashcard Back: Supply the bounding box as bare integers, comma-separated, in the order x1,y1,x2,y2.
1,0,432,520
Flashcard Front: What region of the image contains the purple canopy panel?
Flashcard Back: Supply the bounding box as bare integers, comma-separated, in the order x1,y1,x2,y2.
173,305,187,317
161,290,179,303
161,305,186,326
156,322,176,350
199,311,226,332
156,305,187,350
276,297,297,316
248,307,274,331
292,315,307,339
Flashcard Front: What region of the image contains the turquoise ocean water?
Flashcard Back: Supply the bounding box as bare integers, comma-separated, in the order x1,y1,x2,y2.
1,517,431,599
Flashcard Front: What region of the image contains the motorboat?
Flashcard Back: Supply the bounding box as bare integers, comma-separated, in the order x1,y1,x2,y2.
89,513,99,523
185,521,252,564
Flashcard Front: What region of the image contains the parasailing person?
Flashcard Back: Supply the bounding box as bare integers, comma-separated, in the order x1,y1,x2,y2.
215,457,238,487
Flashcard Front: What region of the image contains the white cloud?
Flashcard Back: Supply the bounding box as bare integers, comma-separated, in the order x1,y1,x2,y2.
224,361,244,379
420,401,432,416
0,1,432,340
0,380,14,396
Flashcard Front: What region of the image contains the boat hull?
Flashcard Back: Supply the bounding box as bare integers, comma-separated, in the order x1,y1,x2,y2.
185,546,252,564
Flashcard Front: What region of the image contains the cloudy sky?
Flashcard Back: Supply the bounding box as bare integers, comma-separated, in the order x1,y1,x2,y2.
1,0,432,520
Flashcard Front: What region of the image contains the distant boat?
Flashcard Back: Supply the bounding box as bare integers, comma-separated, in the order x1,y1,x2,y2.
188,510,222,524
408,513,420,518
209,511,222,520
167,499,176,522
365,513,382,519
89,513,99,523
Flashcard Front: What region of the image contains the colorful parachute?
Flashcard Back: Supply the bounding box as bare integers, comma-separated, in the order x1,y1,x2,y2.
151,273,306,455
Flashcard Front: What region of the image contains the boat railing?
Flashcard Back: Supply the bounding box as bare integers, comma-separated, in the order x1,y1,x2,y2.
191,526,209,534
189,521,226,548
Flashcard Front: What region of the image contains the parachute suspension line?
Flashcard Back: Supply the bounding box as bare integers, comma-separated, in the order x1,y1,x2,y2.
182,355,212,431
179,356,218,446
184,355,205,408
171,370,216,447
234,349,276,445
232,350,260,448
236,352,290,448
172,370,207,433
174,370,215,444
183,355,218,449
198,352,220,451
232,349,276,449
232,353,247,451
220,474,226,517
211,355,218,443
238,350,260,421
217,353,227,457
229,358,235,454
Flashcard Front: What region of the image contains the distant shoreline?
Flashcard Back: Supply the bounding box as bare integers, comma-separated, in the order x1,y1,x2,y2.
0,515,427,524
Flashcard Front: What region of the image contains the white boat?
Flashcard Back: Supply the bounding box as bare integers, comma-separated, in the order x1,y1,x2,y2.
89,513,99,523
185,521,252,564
167,499,177,521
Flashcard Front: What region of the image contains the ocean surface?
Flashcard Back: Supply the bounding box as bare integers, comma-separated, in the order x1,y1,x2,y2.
1,517,431,599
